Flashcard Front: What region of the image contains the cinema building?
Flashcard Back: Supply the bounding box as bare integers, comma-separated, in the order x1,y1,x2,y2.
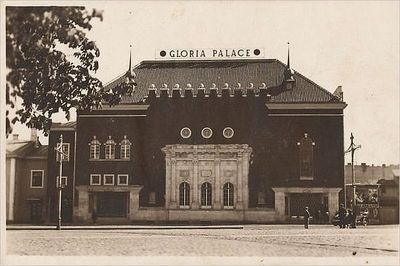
48,52,347,224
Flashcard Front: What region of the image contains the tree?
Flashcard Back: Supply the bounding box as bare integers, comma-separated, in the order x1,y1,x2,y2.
6,6,134,136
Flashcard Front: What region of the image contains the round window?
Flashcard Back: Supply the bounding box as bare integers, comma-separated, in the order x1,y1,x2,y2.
201,127,213,139
180,127,192,139
223,127,234,138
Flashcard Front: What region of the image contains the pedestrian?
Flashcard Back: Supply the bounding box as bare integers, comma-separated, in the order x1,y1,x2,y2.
338,204,346,229
304,206,310,229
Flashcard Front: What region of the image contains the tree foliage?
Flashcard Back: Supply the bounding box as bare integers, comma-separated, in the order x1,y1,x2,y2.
6,6,134,136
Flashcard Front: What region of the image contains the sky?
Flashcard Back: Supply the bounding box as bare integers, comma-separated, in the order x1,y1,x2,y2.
5,1,400,166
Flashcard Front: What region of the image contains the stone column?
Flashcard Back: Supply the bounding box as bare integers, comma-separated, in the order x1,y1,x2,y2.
164,150,172,209
214,157,221,209
328,191,339,220
242,151,250,210
274,191,286,221
78,187,89,222
170,158,177,208
236,154,244,210
7,158,16,221
129,188,141,219
192,158,199,209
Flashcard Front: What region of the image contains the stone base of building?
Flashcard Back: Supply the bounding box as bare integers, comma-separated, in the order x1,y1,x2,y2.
74,207,278,224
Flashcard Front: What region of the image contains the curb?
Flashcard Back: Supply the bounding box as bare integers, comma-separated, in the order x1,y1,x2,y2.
6,225,244,231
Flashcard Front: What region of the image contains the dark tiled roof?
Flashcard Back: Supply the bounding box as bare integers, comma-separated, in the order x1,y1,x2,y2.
6,140,48,158
104,59,339,104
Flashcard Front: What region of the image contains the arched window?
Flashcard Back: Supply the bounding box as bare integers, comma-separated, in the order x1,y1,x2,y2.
297,133,315,180
105,136,116,159
179,182,190,206
201,182,212,207
223,182,234,207
89,136,101,159
120,135,132,160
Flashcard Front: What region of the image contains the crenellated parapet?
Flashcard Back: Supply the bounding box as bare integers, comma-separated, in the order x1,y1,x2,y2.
145,82,269,99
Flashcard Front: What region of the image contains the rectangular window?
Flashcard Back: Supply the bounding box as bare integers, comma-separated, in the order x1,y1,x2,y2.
90,174,101,185
56,143,70,162
56,176,68,187
104,174,114,185
117,174,128,186
31,170,44,188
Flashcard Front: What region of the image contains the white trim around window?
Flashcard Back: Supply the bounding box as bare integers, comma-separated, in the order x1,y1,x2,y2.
90,174,102,185
103,174,114,186
117,174,129,186
30,170,44,188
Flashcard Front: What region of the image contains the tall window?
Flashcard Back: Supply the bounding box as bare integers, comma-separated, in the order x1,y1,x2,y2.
89,136,101,160
56,143,70,162
179,182,190,206
201,182,212,207
105,136,116,159
297,133,315,180
120,136,132,160
223,182,234,207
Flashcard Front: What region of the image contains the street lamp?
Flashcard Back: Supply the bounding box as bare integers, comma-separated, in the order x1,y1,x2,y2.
345,132,361,227
55,134,67,230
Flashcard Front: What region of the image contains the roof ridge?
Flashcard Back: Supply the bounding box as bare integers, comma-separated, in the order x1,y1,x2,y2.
138,58,277,65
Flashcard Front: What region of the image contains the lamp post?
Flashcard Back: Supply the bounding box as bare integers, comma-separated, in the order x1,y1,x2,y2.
345,133,361,227
55,134,67,230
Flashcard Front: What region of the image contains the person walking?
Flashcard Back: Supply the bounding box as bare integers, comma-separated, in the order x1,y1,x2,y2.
304,206,310,229
338,204,346,229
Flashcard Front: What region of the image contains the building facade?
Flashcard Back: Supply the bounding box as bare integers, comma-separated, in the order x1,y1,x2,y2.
48,55,347,224
6,131,48,223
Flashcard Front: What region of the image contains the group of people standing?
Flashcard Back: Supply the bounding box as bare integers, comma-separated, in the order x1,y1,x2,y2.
303,204,357,229
338,204,356,228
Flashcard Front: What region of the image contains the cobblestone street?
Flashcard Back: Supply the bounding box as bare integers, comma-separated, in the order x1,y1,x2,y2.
5,225,399,260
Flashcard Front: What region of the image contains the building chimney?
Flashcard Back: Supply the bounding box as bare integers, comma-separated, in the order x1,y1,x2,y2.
12,134,19,140
31,128,38,142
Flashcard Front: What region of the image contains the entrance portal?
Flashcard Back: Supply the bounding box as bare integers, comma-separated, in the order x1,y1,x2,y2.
162,144,252,210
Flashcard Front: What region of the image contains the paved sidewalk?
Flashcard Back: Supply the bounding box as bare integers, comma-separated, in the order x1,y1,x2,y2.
6,224,244,230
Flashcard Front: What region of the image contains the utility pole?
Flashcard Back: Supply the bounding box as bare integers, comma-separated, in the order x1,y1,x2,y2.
55,134,67,230
345,133,361,227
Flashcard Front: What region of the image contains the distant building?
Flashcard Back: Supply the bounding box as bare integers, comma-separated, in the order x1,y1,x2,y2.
378,169,399,224
345,163,399,185
47,52,347,224
345,163,399,224
6,130,48,223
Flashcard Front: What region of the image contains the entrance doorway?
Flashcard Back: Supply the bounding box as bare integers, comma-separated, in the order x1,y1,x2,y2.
289,193,323,217
96,192,128,217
